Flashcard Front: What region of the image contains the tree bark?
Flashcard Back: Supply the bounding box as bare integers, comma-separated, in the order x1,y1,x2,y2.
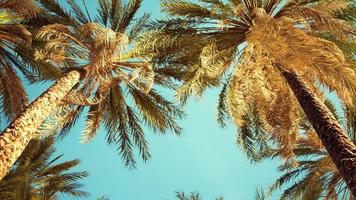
278,66,356,197
0,70,81,180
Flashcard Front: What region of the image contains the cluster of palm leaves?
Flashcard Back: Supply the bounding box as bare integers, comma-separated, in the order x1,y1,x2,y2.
0,136,88,200
0,0,355,199
32,0,184,168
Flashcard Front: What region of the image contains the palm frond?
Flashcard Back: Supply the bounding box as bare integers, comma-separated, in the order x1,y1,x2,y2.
0,0,39,17
0,63,28,121
67,0,90,24
0,136,88,199
81,102,103,143
117,0,142,32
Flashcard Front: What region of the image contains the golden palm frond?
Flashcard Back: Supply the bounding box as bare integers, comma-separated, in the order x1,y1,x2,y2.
0,0,39,17
176,65,220,103
200,43,231,78
247,10,356,107
0,136,88,200
81,103,103,143
64,91,106,106
313,0,349,13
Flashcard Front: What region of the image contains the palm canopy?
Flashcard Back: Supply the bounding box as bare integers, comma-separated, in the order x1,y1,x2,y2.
269,102,356,200
32,0,183,167
139,0,356,162
0,136,88,200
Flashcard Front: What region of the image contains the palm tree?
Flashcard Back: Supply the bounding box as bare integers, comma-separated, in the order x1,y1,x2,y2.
269,101,356,200
0,136,88,200
139,0,356,195
174,192,223,200
0,0,183,180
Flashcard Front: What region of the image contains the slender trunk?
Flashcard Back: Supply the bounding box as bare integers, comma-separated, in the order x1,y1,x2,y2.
278,66,356,197
0,70,81,180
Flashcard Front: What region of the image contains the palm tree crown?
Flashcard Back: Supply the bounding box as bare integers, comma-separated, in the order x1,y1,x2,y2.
139,0,356,163
32,0,184,167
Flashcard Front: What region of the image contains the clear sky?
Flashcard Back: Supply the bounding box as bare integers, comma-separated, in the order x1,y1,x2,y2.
26,0,287,199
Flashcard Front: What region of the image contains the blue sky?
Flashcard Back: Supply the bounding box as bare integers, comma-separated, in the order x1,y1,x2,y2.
26,0,287,199
54,89,282,200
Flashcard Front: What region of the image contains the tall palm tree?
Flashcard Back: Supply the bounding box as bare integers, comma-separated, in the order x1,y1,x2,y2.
139,0,356,195
269,102,356,200
0,136,88,200
0,0,183,180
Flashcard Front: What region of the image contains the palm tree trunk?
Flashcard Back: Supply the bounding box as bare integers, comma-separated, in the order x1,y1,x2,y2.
0,70,81,180
278,66,356,197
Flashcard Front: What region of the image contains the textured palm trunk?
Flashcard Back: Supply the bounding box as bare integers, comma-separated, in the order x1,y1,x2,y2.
279,67,356,197
0,70,81,180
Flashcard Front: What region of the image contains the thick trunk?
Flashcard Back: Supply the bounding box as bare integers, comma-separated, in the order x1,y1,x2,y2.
279,67,356,197
0,70,81,180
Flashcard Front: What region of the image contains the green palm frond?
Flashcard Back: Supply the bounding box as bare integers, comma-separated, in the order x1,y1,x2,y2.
217,77,231,128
